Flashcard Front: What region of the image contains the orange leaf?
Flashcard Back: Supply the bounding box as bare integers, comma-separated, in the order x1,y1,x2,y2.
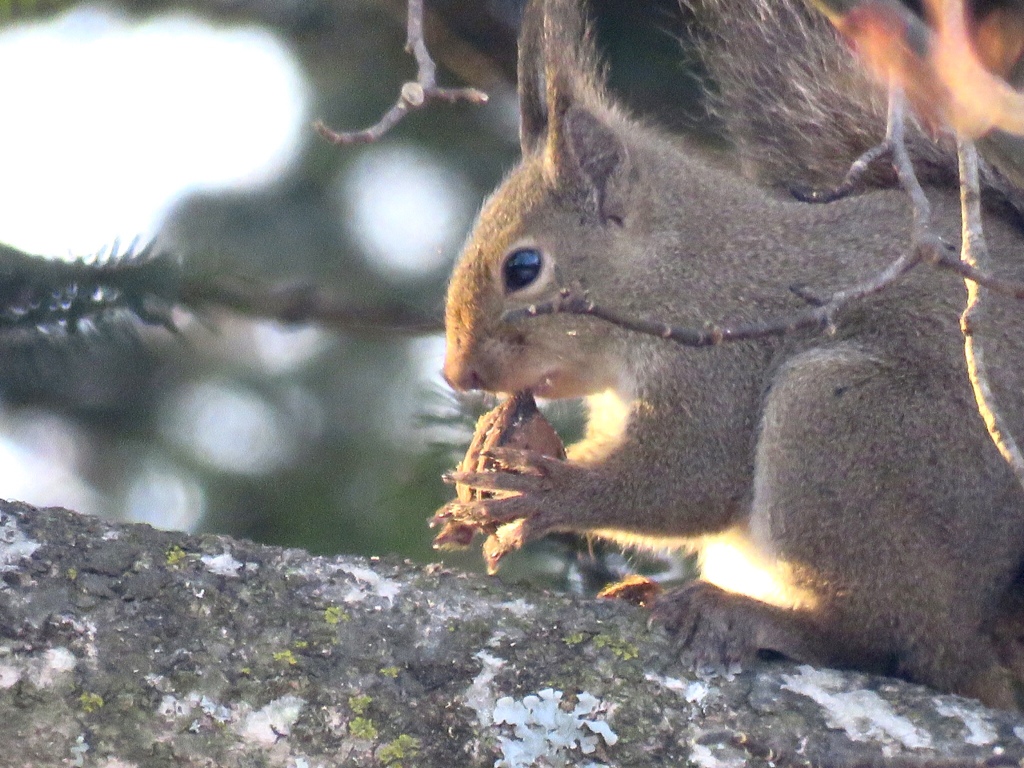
927,0,1024,136
818,0,1024,137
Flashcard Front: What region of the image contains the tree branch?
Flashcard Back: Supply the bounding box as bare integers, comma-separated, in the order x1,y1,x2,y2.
180,275,443,335
314,0,488,145
0,239,444,338
2,500,1023,767
956,137,1024,487
790,133,894,204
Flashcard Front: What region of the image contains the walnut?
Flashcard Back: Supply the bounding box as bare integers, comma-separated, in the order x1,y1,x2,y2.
431,391,565,564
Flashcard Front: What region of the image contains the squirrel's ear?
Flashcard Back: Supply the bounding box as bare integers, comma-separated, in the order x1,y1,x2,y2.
518,0,547,155
519,0,627,222
518,0,606,157
557,106,630,226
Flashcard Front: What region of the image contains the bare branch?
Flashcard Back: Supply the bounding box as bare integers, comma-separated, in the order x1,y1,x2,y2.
180,276,442,336
792,79,908,204
956,137,1024,486
930,251,1024,299
503,89,1024,350
884,88,942,252
502,253,917,347
790,137,893,203
314,0,488,145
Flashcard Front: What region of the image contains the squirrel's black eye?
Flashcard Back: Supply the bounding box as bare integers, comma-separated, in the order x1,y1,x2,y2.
502,248,543,292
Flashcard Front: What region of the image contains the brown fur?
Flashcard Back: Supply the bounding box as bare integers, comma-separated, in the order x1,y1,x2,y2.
443,0,1024,708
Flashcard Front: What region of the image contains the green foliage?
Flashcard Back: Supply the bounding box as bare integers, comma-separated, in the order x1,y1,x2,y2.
0,241,180,336
0,0,657,590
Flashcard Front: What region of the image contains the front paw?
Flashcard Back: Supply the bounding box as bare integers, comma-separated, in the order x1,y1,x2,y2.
650,582,767,673
432,447,576,573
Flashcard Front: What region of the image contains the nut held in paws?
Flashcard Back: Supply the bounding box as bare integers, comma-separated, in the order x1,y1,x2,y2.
431,391,565,569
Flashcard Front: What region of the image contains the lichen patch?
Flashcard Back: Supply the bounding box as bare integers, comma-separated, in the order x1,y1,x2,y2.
782,666,932,751
687,742,747,768
201,551,244,578
69,734,89,767
288,756,326,768
645,672,708,704
235,695,306,747
491,688,617,768
498,599,534,618
337,564,402,605
464,649,505,728
0,513,41,573
0,646,77,690
933,699,998,746
158,691,235,728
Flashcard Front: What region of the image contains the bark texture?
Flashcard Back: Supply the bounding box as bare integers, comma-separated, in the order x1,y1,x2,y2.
0,499,1022,767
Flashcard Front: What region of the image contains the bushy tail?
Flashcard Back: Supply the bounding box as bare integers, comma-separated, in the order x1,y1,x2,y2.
683,0,962,191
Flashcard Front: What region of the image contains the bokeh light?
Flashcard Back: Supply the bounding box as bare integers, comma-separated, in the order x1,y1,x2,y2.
339,144,476,278
0,6,309,256
160,380,301,476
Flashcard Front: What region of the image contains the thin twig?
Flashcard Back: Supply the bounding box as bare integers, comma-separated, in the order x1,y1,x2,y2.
956,137,1024,487
314,0,488,145
888,91,931,236
792,89,903,204
504,91,924,346
503,89,1024,347
930,250,1024,298
180,276,443,336
791,137,894,203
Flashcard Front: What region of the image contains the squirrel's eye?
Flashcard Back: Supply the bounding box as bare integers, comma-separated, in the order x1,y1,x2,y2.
502,248,543,292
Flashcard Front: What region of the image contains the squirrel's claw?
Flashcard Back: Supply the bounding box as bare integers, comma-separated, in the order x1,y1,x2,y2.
449,447,576,495
431,490,556,569
434,494,544,529
432,508,528,573
482,447,565,476
430,518,480,550
446,467,552,494
650,582,768,673
482,520,529,574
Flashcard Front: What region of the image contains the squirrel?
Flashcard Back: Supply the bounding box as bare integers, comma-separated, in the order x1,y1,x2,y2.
436,0,1024,709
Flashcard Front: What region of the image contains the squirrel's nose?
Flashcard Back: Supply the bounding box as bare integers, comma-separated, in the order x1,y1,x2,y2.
442,360,484,392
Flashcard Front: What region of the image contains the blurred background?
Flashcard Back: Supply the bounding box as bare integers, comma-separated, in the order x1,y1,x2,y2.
0,0,705,588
